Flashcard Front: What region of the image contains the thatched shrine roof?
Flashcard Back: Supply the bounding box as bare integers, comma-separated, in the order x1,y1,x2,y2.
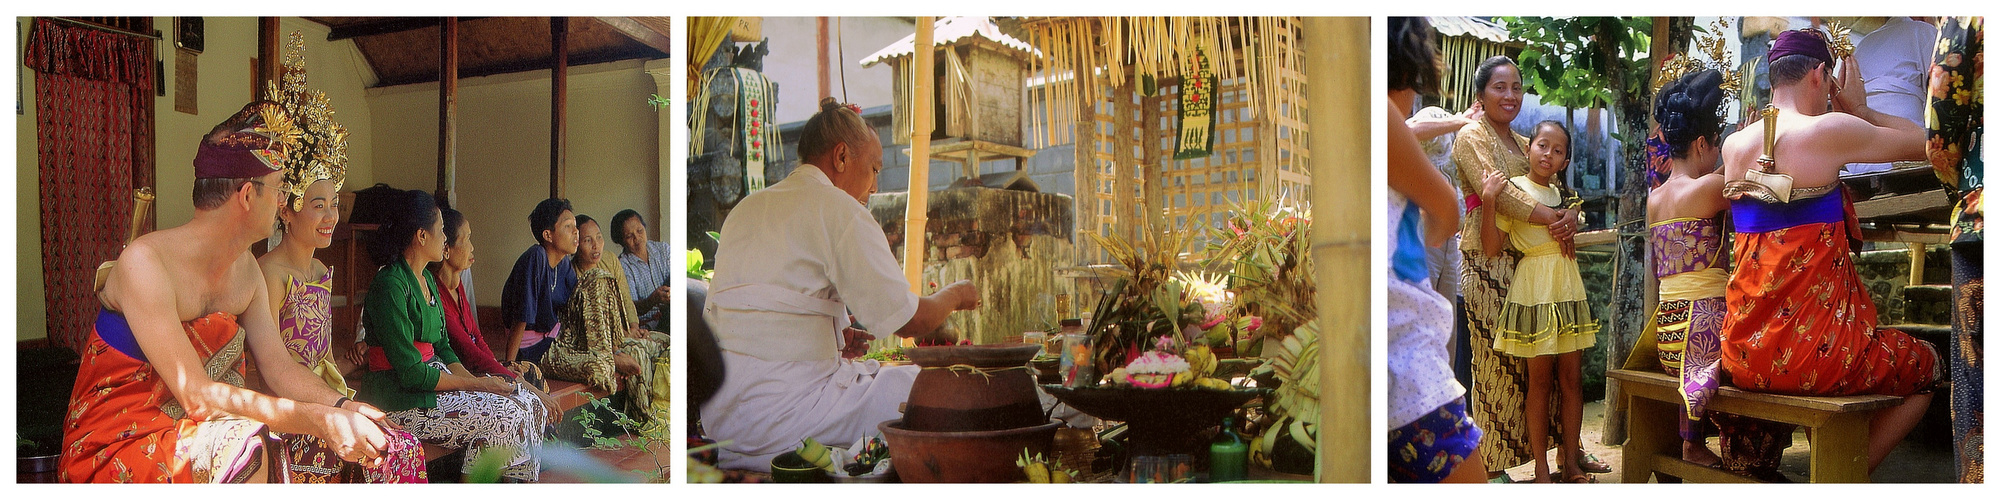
858,16,1037,68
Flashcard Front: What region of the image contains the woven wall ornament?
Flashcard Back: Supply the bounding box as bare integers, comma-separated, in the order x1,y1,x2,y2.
266,31,347,211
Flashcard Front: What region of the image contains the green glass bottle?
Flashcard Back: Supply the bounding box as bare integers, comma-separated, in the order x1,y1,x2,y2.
1209,417,1249,482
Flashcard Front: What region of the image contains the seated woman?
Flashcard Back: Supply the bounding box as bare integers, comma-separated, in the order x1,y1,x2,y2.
357,189,552,482
544,214,670,422
258,160,425,482
433,205,551,393
612,209,671,331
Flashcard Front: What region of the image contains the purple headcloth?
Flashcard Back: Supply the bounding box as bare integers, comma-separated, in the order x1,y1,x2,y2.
1770,29,1832,65
193,101,292,180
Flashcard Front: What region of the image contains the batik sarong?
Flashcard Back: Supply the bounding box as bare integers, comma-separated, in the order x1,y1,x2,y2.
61,310,269,482
386,379,546,482
1723,194,1941,396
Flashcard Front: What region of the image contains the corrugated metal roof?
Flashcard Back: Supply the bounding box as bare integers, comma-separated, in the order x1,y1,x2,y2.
1428,16,1509,44
858,16,1038,68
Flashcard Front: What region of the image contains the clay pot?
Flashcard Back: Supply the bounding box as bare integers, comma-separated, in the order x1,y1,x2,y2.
879,418,1062,483
903,344,1045,432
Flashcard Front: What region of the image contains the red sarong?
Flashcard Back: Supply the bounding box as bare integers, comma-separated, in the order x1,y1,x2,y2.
60,312,261,482
1722,221,1939,396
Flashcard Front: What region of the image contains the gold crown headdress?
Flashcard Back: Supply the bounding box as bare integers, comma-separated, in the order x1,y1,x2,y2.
1822,20,1857,60
1652,18,1743,104
266,32,348,211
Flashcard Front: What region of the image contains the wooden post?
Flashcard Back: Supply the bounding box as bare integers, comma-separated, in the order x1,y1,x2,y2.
903,17,935,294
257,18,280,100
436,17,458,203
1111,84,1135,239
549,17,570,200
1909,243,1928,285
817,17,832,102
1304,16,1367,483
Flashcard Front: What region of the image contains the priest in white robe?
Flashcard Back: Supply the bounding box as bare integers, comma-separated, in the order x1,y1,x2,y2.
701,98,981,471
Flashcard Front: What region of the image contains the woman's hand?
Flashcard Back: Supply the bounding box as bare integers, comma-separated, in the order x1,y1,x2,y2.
477,375,515,395
1550,208,1582,258
614,353,643,378
1480,170,1509,201
531,389,563,426
1460,101,1484,126
346,341,368,369
314,403,390,467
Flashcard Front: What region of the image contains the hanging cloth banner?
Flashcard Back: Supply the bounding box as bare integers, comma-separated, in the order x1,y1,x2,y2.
735,67,778,192
1173,46,1216,160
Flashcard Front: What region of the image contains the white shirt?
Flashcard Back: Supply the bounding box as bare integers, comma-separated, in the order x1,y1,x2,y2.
1848,17,1939,174
700,165,922,471
1387,191,1467,428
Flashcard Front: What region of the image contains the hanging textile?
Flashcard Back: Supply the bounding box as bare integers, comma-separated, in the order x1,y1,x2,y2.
24,17,158,351
732,67,777,191
1173,46,1216,160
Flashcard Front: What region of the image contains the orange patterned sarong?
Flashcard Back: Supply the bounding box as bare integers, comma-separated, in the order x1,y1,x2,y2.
1722,221,1940,397
60,310,267,483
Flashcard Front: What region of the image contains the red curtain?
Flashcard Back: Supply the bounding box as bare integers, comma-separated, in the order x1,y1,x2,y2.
25,18,156,350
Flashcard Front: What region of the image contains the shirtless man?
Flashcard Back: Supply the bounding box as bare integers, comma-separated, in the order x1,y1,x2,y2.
62,102,392,482
1718,29,1934,474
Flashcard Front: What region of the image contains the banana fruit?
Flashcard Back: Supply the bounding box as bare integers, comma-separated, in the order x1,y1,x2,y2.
1193,377,1233,391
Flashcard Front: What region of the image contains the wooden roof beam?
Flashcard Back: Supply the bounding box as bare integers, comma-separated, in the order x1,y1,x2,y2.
326,17,489,41
592,17,672,55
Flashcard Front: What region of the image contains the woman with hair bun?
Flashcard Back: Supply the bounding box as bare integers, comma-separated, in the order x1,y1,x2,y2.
1644,69,1735,471
358,188,549,482
699,97,983,471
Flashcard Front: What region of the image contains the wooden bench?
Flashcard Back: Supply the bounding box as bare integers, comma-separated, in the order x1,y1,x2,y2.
1608,369,1903,483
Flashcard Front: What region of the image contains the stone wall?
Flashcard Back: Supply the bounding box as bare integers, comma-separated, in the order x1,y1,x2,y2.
867,187,1077,344
1855,244,1953,325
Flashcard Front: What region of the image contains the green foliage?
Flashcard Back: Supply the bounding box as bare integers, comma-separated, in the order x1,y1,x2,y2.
687,249,712,280
647,94,671,111
574,393,673,482
1499,17,1655,110
1200,199,1315,346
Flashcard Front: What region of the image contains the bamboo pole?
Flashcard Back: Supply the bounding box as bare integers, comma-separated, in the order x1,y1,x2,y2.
903,17,936,294
817,17,831,102
1304,16,1366,483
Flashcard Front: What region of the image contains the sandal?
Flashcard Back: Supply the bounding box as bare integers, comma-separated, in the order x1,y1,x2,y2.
1558,469,1598,483
1576,450,1612,474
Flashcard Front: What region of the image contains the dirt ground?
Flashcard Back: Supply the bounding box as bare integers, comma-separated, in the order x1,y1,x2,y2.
1497,400,1957,483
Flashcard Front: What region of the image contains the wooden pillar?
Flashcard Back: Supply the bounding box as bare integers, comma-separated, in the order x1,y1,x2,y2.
549,17,570,199
1910,242,1929,285
903,17,935,294
258,17,280,100
1073,75,1101,265
817,17,832,102
436,17,458,203
1304,16,1366,483
1141,85,1163,223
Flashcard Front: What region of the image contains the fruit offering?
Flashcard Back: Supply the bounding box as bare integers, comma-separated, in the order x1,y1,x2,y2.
1015,449,1077,483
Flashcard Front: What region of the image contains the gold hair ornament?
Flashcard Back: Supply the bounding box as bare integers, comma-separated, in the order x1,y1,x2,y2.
266,32,348,211
1652,18,1742,105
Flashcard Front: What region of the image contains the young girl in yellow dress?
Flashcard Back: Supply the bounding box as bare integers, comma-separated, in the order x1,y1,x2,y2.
1476,120,1600,482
